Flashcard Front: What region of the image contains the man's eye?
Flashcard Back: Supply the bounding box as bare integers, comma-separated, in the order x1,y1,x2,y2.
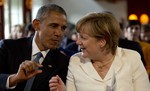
135,27,139,30
130,27,134,30
61,26,67,31
50,25,57,28
49,23,59,28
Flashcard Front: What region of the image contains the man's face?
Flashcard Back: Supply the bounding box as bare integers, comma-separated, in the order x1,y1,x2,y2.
33,11,67,51
125,25,141,41
141,31,150,43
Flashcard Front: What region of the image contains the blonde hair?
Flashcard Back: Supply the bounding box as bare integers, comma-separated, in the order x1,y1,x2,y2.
76,12,121,54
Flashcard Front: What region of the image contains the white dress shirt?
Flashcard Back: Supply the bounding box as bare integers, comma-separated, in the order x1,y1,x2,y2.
32,35,49,64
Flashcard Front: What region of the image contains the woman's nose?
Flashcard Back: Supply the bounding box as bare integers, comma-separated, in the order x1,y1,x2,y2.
76,38,81,45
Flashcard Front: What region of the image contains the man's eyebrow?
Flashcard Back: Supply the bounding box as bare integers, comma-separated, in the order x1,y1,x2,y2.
49,23,59,25
49,23,66,26
48,23,67,29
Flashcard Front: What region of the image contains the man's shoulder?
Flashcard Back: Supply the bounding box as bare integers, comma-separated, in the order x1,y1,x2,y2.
50,49,70,59
119,38,140,46
0,37,33,48
139,41,150,46
119,38,142,52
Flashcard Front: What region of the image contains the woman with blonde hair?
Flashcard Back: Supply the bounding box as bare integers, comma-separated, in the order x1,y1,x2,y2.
49,12,150,91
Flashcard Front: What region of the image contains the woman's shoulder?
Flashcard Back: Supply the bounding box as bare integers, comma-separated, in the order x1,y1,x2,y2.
117,47,141,60
69,52,89,65
118,47,140,55
117,47,143,67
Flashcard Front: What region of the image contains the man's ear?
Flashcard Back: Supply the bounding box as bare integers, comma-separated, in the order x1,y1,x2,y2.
32,19,40,31
98,39,106,48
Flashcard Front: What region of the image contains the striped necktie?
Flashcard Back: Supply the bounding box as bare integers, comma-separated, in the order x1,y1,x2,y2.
23,52,43,91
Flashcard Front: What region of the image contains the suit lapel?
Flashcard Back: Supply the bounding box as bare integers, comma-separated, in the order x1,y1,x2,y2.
105,47,123,80
79,47,123,82
22,37,33,60
32,49,59,90
113,47,123,74
79,58,102,81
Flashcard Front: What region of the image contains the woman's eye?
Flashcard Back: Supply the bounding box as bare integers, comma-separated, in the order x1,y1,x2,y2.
81,36,86,40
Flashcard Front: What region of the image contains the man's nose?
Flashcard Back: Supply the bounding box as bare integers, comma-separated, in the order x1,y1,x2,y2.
55,28,63,36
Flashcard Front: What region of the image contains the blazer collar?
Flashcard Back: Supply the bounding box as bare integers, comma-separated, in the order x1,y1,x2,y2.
79,47,123,81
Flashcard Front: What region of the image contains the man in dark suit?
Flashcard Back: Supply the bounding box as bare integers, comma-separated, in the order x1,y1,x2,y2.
0,4,69,91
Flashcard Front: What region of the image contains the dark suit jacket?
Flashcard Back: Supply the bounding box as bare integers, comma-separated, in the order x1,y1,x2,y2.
0,37,69,91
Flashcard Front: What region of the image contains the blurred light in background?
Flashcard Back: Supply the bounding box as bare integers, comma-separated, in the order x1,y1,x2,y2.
128,14,138,20
0,0,4,6
140,14,149,25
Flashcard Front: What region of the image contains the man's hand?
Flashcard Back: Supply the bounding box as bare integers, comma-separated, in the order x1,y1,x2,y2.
9,60,43,87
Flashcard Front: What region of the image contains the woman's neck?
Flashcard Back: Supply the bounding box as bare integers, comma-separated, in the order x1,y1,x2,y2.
92,52,114,63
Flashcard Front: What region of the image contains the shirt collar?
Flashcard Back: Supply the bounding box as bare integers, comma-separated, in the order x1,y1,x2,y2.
32,33,50,58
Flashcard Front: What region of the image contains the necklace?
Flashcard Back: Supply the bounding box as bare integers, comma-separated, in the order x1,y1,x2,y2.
98,56,114,72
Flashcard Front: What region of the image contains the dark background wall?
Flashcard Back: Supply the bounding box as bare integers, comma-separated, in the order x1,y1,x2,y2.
127,0,150,23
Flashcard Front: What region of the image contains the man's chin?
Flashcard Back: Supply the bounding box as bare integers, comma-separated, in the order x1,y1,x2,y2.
50,45,59,50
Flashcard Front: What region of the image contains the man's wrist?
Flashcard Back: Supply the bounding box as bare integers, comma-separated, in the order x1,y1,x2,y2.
9,74,18,87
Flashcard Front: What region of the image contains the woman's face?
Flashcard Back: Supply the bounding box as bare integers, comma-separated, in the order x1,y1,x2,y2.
76,27,102,59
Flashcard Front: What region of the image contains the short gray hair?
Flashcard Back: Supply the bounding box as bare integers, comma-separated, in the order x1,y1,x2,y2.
35,4,67,21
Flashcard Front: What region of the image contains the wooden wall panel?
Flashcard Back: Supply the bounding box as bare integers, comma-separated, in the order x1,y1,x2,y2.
0,5,4,39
